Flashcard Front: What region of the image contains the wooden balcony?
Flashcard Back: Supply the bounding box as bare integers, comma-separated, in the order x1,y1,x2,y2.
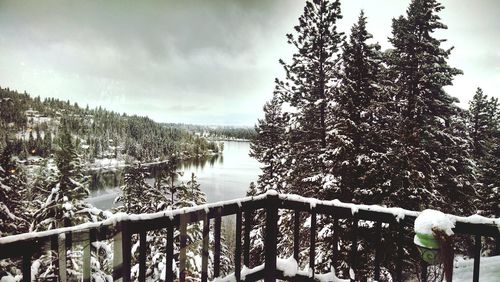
0,191,499,282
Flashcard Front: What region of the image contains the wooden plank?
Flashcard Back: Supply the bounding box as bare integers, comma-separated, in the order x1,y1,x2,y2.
309,211,316,276
122,222,131,282
82,230,92,282
138,230,147,282
373,221,381,281
350,219,358,282
235,210,242,281
113,228,123,281
165,219,174,282
22,251,31,282
243,211,251,267
201,213,209,282
293,211,300,261
214,208,222,278
58,233,67,282
50,234,59,278
473,234,481,282
179,214,187,282
395,223,403,282
264,194,278,282
331,217,339,269
420,260,428,282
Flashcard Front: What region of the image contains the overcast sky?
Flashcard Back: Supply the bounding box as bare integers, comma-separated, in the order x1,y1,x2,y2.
0,0,498,126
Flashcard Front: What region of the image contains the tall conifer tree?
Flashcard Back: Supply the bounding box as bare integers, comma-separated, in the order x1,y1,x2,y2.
385,0,474,214
327,11,388,204
250,96,287,192
275,0,343,198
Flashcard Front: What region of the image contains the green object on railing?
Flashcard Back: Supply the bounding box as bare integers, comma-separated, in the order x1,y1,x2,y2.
414,233,440,264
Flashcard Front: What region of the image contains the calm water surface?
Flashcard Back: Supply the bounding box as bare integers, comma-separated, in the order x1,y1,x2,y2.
86,141,260,210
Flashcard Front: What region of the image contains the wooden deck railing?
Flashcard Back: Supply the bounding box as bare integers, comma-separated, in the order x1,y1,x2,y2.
1,191,499,282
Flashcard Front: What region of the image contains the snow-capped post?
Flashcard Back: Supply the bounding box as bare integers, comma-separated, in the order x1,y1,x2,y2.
414,210,455,282
264,190,279,281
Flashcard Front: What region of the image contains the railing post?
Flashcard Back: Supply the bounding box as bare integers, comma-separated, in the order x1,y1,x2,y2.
122,221,132,282
396,222,403,282
243,211,251,267
214,207,222,278
495,234,500,256
373,221,381,281
165,218,174,282
310,210,317,277
293,211,300,262
179,214,188,282
138,230,147,282
473,234,481,282
420,260,428,282
350,218,358,282
22,249,32,282
235,209,242,281
83,230,92,282
58,233,67,282
202,212,209,282
331,217,339,269
113,221,131,282
264,192,279,282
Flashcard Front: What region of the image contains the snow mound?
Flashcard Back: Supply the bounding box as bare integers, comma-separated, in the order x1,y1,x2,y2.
415,209,455,236
277,256,298,277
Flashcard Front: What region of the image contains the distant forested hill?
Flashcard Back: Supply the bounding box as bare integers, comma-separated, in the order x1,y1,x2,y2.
162,123,256,141
0,87,222,164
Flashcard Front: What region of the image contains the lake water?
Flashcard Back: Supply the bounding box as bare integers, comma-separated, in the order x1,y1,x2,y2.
86,141,261,210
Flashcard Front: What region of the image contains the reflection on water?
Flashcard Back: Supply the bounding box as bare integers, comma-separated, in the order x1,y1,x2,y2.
87,141,260,210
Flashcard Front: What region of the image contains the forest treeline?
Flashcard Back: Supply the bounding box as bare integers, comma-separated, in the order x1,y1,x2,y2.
163,123,256,141
0,87,222,163
249,0,499,279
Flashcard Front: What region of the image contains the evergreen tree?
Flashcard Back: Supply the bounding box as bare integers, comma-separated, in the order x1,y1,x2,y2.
0,143,28,237
385,0,474,214
32,122,91,231
275,0,344,197
29,122,105,280
116,163,151,214
326,11,388,204
470,94,500,217
250,96,287,192
468,88,491,159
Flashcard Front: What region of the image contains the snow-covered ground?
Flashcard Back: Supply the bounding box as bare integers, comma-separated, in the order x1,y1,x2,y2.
454,255,500,282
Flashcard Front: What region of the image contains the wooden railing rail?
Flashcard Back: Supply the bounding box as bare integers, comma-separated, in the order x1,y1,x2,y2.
0,191,499,282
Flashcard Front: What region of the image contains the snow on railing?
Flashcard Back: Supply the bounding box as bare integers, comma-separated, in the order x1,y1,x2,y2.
1,190,499,282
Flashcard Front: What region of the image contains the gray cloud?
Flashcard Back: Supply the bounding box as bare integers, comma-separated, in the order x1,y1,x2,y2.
0,0,498,125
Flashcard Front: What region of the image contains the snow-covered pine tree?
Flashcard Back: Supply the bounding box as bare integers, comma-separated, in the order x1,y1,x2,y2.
482,97,500,218
316,11,395,278
0,143,29,281
326,10,387,204
32,121,91,231
275,0,343,198
116,163,152,214
385,0,474,215
468,88,491,160
250,96,288,192
0,143,28,236
29,121,106,280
